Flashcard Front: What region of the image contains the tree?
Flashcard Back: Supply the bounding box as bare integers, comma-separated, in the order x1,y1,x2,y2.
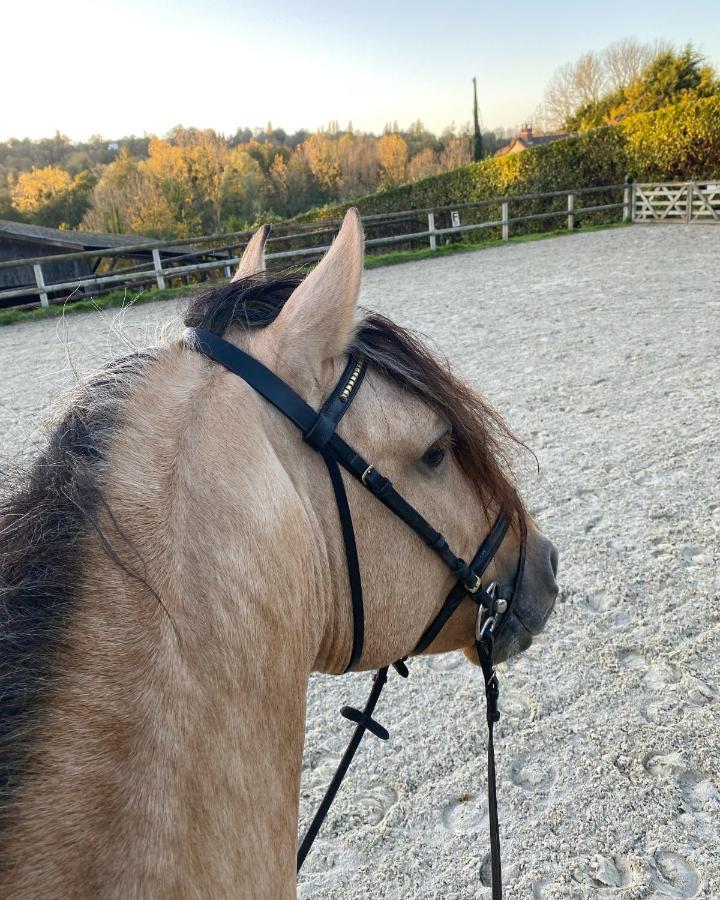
377,134,408,186
11,165,72,215
544,51,607,129
438,131,472,172
137,137,195,237
618,45,719,116
604,38,670,92
472,77,484,161
303,133,342,192
219,149,265,228
408,147,440,181
82,149,144,233
337,133,379,199
10,165,94,228
542,39,719,132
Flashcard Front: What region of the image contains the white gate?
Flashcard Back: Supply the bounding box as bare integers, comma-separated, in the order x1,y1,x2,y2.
633,182,720,223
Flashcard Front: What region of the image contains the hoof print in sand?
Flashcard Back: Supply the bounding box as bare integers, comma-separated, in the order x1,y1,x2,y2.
531,879,552,899
353,785,397,826
617,648,647,670
685,676,717,706
643,751,686,778
641,661,681,689
442,794,491,835
509,751,556,793
617,649,681,689
586,854,633,891
649,850,699,898
498,690,533,722
425,652,463,672
679,772,720,815
479,852,492,888
585,590,618,612
302,753,340,780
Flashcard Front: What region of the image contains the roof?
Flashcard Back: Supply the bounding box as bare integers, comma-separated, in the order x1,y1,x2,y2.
0,220,201,257
495,132,568,157
525,134,567,146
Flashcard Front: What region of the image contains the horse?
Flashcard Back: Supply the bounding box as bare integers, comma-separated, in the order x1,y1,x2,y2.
0,209,558,898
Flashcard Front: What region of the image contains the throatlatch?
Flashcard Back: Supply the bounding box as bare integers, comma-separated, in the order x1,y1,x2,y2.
185,327,526,900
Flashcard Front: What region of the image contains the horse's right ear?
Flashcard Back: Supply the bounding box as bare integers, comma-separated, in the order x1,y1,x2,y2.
231,224,270,282
260,208,364,376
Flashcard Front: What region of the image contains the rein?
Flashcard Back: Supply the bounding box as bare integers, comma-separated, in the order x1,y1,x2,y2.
185,327,526,899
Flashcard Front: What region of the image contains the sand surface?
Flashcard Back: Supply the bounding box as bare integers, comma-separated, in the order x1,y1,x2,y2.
1,225,718,898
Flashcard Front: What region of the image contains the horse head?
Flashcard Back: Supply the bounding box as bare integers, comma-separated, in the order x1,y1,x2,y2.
218,208,558,672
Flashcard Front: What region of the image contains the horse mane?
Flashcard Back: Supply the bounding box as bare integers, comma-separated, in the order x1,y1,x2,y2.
0,270,523,829
0,349,158,825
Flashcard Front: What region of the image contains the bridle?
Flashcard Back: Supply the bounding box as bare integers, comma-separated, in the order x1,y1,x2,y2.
185,327,527,899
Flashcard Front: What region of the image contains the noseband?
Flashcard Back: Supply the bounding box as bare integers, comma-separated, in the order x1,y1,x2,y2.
185,327,526,899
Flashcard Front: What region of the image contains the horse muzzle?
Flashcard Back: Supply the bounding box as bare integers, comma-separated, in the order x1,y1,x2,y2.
465,535,558,664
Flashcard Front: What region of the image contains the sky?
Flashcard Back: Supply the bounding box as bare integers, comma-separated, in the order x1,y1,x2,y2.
3,0,720,142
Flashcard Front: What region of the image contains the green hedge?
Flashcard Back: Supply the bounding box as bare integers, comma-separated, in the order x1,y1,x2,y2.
296,95,720,225
622,94,720,179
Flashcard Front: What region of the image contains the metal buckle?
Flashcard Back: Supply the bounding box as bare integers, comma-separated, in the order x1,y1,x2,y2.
477,614,497,642
361,465,374,486
475,582,498,640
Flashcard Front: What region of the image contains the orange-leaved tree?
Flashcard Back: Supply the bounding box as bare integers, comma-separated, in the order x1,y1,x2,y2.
377,134,409,186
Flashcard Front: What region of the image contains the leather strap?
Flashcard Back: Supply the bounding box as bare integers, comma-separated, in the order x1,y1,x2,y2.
320,450,364,673
413,511,510,655
296,667,391,872
476,624,502,899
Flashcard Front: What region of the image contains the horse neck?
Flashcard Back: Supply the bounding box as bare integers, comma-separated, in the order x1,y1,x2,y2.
1,347,330,898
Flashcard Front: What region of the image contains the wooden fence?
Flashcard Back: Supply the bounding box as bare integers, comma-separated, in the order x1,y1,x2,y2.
0,183,629,311
632,182,720,223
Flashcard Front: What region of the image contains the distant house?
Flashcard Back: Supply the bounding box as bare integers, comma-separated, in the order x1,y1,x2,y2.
0,220,198,308
495,125,567,157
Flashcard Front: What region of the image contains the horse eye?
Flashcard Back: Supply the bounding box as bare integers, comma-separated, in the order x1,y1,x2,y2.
422,446,446,469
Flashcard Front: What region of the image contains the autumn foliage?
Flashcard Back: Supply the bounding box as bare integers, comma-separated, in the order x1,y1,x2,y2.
0,125,473,238
1,42,718,239
299,96,720,226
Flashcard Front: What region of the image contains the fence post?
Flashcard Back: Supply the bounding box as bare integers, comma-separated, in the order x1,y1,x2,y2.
501,201,509,241
152,248,166,290
427,211,437,250
623,176,635,222
567,193,575,231
224,247,234,279
33,264,49,308
686,183,693,224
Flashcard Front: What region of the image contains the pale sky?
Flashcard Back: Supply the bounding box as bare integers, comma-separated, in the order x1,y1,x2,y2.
3,0,720,142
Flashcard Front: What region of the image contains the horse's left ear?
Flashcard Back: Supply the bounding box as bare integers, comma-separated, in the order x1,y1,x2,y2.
260,208,364,374
231,224,270,282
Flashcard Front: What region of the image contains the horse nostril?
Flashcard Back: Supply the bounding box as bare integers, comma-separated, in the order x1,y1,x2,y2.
549,544,559,578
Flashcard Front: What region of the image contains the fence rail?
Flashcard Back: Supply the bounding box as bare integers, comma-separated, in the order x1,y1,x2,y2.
0,183,628,310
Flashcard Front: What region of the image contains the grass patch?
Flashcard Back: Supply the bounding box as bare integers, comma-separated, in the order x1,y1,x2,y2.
0,284,197,328
0,221,630,327
364,221,630,269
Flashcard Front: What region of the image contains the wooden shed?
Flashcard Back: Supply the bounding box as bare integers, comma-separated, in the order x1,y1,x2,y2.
0,220,197,307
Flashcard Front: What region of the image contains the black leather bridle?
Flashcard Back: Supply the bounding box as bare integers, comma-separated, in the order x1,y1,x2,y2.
185,327,526,899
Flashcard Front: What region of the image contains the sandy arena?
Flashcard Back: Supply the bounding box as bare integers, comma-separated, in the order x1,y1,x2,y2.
1,225,718,898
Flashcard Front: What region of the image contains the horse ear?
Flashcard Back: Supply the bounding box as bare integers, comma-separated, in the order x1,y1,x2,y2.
231,224,270,282
263,208,364,370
